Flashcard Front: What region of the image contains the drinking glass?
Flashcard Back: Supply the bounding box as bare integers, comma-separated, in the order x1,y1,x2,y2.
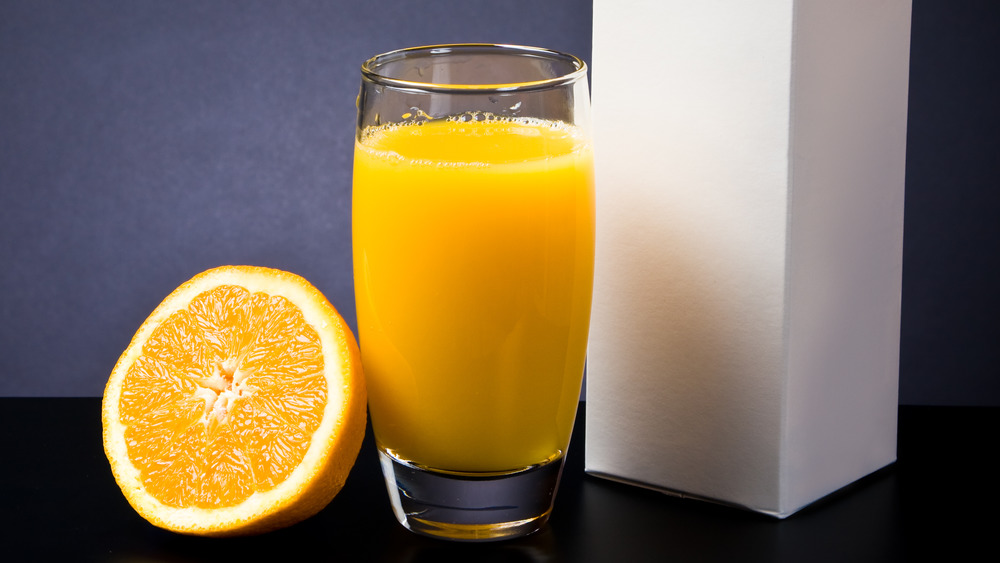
352,44,594,541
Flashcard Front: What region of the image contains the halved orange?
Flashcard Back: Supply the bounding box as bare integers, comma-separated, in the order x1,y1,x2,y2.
101,266,366,536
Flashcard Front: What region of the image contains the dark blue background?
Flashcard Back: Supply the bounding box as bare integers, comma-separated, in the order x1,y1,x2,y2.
1,1,997,404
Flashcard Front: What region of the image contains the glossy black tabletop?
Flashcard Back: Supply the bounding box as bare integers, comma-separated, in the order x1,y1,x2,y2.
3,399,996,562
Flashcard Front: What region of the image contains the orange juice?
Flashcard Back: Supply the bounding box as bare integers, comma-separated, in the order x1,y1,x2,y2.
352,116,594,472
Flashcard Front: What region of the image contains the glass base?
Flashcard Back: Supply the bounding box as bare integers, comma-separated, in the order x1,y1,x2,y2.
377,448,567,542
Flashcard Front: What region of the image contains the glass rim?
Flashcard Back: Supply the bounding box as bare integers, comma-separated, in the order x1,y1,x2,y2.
360,43,588,93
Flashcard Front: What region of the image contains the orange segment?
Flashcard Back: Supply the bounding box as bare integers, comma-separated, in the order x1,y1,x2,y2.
102,266,366,536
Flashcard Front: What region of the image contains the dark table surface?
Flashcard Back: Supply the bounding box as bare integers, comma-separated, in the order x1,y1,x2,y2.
3,398,996,562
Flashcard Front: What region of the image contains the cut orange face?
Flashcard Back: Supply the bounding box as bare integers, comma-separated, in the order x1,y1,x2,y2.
101,266,366,536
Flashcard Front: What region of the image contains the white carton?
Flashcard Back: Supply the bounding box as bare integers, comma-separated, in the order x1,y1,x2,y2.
585,0,911,518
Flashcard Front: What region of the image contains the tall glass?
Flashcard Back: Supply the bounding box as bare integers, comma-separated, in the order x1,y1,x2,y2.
352,44,594,541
